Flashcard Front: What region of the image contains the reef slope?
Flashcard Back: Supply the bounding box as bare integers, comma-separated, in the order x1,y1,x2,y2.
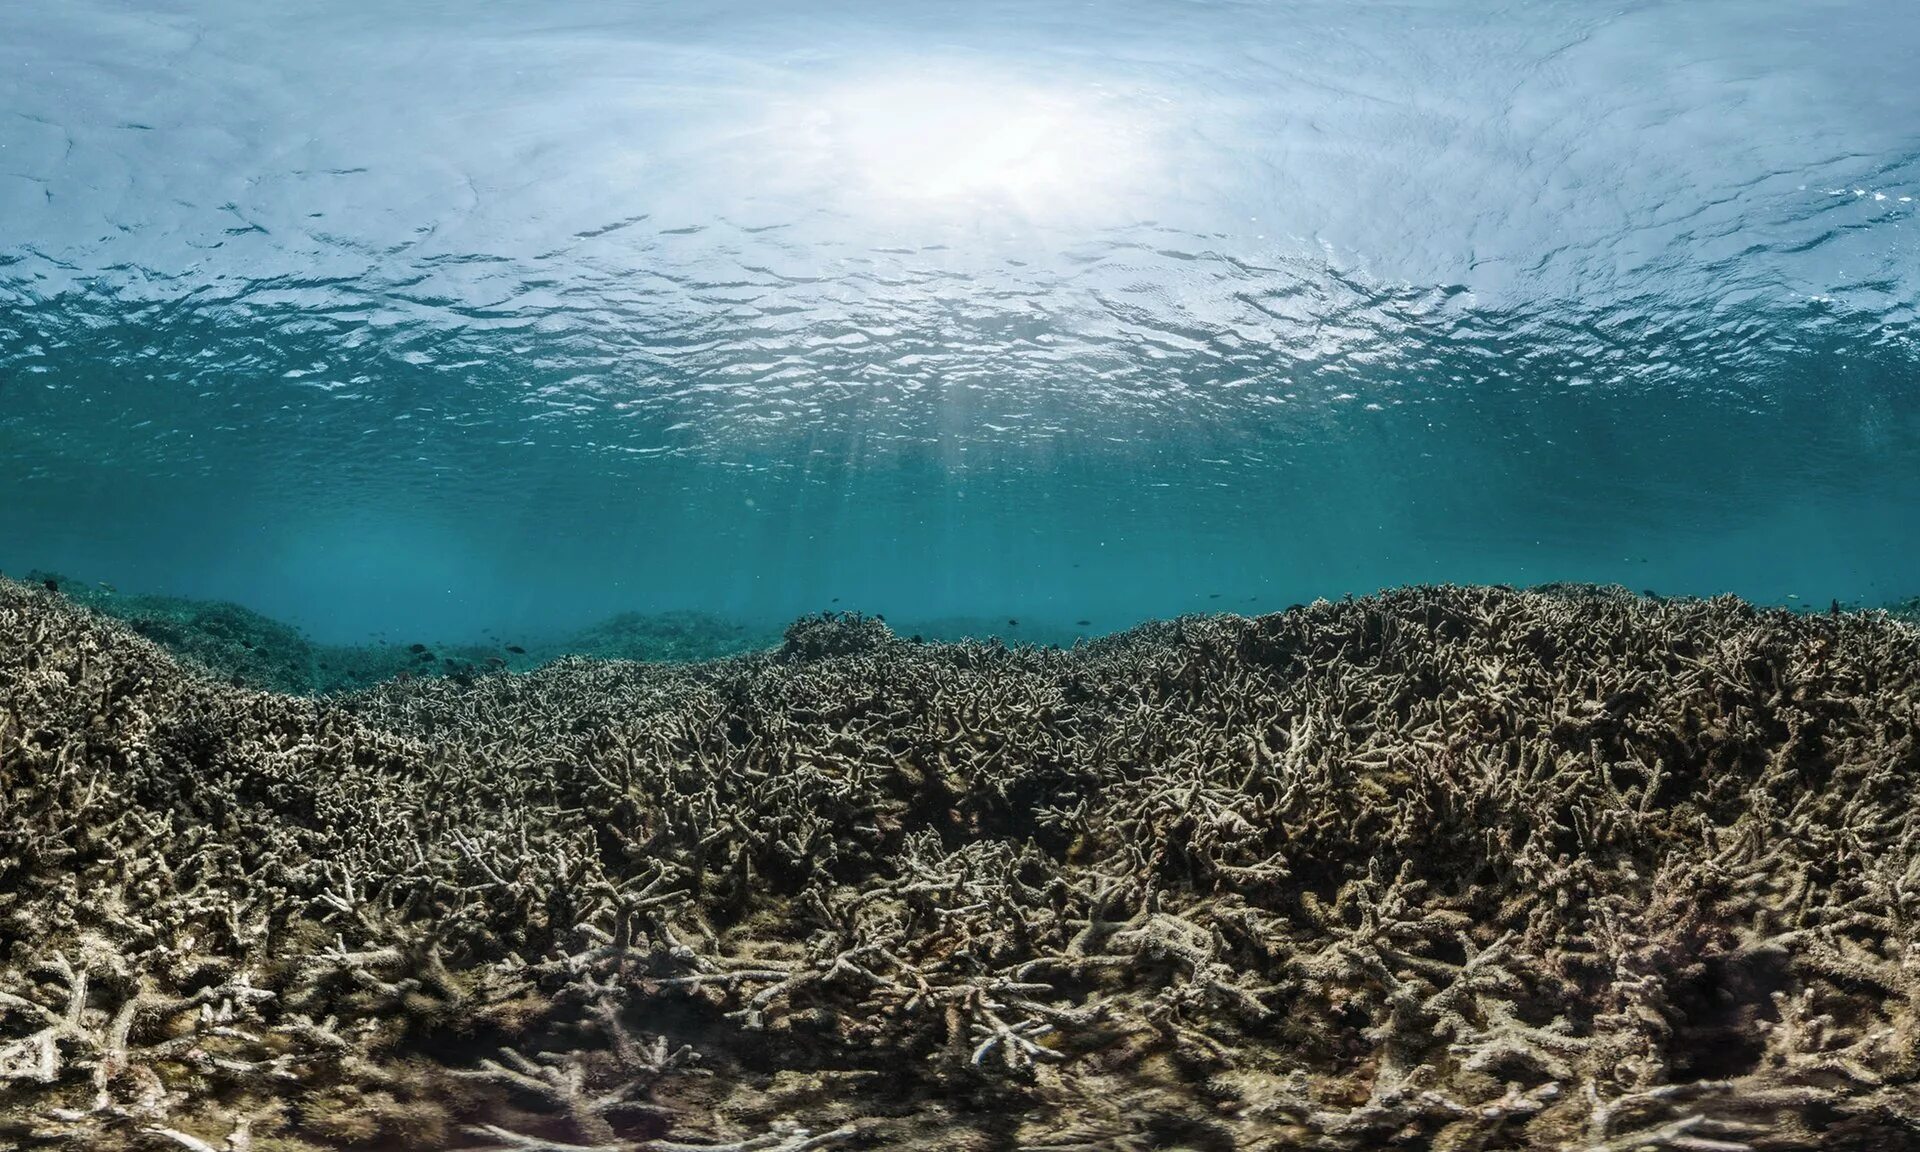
4,578,1920,1150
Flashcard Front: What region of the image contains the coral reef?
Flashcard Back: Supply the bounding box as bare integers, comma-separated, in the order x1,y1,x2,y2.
558,611,777,666
19,573,336,694
896,616,1096,649
12,573,775,694
5,575,1920,1150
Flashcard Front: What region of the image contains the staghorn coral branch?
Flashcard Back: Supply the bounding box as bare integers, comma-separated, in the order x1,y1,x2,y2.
456,1127,637,1152
643,1123,860,1152
6,578,1920,1149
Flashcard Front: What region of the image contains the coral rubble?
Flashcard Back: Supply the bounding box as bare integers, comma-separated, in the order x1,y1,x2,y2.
5,576,1920,1150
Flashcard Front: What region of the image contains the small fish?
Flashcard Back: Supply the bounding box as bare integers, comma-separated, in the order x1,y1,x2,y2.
1075,619,1091,627
506,645,526,654
1786,594,1800,601
1007,618,1019,627
1208,593,1220,599
97,581,117,593
831,597,840,603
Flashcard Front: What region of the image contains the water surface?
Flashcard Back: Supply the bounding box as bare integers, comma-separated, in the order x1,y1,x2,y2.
3,0,1916,642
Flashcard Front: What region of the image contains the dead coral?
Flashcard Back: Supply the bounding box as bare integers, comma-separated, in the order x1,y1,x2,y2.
778,611,896,663
5,576,1920,1149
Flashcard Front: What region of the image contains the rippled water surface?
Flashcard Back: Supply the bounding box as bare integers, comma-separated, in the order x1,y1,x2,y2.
3,0,1917,642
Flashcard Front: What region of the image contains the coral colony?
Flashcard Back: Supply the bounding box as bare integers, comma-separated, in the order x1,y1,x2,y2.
6,575,1920,1150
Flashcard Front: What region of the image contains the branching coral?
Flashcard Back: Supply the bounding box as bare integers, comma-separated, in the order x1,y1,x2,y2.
5,576,1920,1148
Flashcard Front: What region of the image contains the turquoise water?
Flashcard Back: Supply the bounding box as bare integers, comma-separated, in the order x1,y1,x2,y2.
3,0,1917,646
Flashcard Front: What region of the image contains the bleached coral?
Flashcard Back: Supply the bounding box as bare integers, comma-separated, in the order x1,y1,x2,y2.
4,577,1920,1148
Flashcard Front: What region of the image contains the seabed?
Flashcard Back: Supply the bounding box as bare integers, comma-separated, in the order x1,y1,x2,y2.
4,575,1920,1150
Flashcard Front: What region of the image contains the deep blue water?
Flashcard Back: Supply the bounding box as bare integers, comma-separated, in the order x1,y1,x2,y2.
3,0,1917,645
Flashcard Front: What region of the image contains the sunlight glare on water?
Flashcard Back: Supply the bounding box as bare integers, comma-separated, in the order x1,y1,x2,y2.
761,71,1159,215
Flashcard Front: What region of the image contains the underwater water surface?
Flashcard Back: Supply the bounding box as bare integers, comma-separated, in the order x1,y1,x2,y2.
3,0,1918,645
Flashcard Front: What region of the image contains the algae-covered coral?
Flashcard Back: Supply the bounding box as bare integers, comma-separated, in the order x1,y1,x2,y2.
5,576,1920,1150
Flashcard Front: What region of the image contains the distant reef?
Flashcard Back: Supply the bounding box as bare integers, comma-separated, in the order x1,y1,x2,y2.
5,577,1920,1150
11,572,778,693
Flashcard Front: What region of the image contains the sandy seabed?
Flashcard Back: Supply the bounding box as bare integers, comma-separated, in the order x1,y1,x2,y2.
4,577,1920,1151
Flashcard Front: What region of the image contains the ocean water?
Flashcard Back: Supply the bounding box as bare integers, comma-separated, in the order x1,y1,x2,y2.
3,0,1917,648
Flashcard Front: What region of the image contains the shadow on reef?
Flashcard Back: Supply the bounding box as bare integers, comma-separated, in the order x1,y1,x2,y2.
5,576,1920,1150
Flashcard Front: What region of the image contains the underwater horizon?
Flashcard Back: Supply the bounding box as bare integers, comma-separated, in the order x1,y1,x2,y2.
4,0,1917,644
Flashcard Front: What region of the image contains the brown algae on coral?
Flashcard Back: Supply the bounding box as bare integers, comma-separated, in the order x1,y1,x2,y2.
4,576,1920,1150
